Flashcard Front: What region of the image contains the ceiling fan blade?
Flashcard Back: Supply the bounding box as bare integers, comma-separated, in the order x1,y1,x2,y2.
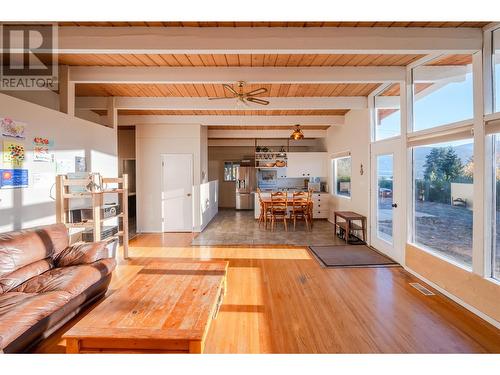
245,87,268,97
208,97,234,100
237,97,250,107
246,97,270,106
222,84,239,96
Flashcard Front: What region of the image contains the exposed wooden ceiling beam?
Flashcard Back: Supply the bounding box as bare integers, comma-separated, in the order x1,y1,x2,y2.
76,96,367,111
207,125,330,130
207,129,328,139
69,66,405,84
50,27,482,55
114,115,345,126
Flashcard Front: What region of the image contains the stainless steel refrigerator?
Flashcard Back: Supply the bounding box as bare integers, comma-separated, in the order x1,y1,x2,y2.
235,166,256,210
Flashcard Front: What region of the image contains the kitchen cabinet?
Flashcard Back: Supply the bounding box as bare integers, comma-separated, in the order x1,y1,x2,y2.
286,152,328,178
276,167,287,179
311,192,330,219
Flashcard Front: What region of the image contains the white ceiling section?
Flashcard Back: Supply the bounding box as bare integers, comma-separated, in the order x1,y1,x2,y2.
54,26,482,54
115,115,345,126
68,66,406,84
50,25,484,138
76,97,368,111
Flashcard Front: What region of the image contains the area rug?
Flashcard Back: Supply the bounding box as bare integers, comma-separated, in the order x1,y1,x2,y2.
308,245,399,268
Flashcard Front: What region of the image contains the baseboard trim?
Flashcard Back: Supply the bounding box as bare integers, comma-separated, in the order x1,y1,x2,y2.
404,267,500,330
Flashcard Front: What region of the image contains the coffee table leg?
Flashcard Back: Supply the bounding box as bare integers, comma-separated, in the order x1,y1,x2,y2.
66,338,80,354
189,340,203,354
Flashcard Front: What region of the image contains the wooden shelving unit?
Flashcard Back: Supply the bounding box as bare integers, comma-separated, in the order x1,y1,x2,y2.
55,174,129,259
254,138,290,169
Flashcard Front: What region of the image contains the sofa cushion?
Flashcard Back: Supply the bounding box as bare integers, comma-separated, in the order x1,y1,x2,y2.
55,241,109,267
0,224,68,277
0,291,71,350
13,258,116,297
0,259,53,294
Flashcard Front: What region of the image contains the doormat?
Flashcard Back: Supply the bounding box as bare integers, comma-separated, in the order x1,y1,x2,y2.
308,244,399,268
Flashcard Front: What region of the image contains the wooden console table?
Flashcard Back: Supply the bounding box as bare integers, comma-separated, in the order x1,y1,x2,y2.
334,211,367,244
63,260,228,354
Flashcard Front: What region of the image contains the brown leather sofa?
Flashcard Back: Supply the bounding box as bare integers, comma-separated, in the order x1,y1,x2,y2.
0,223,117,353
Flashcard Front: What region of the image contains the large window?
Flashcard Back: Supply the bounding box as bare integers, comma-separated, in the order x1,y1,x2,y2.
374,84,401,141
413,55,473,132
334,156,351,198
494,29,500,112
412,139,474,268
223,161,239,182
492,135,500,280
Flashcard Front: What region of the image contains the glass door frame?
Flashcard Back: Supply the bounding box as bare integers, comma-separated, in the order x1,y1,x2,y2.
370,138,403,263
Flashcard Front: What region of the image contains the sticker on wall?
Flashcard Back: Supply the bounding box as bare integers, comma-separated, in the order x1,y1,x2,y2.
0,169,29,189
75,156,86,172
3,140,25,167
1,117,26,139
55,159,74,174
32,172,54,188
33,136,54,162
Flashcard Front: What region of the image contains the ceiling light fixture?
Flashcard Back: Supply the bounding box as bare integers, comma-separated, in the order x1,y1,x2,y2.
290,124,304,140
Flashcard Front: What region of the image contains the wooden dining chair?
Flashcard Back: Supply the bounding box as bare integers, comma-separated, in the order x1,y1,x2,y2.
270,191,288,231
256,188,271,229
290,191,310,231
307,188,314,229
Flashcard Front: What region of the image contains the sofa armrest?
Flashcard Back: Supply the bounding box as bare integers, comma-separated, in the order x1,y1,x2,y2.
55,240,114,267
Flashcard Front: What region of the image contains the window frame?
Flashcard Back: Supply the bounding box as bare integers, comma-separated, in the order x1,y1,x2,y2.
223,161,240,182
333,156,352,199
493,28,500,114
484,26,500,281
373,85,402,142
410,54,475,134
409,137,475,270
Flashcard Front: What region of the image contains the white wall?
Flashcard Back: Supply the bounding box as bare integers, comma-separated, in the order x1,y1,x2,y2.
325,109,371,220
200,125,208,184
0,93,118,233
136,124,210,232
1,90,106,125
200,180,218,230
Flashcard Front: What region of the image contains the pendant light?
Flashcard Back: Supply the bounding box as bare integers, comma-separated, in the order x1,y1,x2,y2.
290,124,304,140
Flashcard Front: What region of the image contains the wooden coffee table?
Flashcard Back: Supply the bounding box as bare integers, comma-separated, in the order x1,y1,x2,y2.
63,260,228,354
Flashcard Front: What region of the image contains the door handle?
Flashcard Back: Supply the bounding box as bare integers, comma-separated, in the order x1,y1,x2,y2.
187,193,192,197
391,203,398,208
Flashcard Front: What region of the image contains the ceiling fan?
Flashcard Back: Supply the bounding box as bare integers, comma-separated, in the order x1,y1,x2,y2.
208,81,269,106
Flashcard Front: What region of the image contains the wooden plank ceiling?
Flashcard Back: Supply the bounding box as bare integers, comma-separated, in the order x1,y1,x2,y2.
59,21,489,28
426,54,473,66
60,23,480,128
57,53,423,67
76,83,381,97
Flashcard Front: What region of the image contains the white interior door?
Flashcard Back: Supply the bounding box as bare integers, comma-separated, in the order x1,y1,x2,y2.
370,139,402,263
161,154,193,232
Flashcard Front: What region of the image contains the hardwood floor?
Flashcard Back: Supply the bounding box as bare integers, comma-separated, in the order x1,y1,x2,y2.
34,233,500,353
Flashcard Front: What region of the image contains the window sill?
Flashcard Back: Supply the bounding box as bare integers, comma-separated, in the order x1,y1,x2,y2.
485,276,500,287
408,242,473,273
333,193,351,200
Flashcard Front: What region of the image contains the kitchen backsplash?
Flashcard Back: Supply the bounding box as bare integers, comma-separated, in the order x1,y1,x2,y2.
258,176,326,190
